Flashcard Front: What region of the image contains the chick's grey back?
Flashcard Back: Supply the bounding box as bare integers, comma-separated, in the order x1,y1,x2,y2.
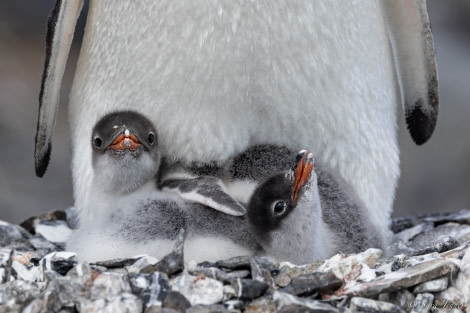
115,197,261,253
114,199,186,242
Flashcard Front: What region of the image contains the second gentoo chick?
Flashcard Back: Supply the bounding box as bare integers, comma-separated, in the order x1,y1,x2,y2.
66,111,259,262
247,150,383,264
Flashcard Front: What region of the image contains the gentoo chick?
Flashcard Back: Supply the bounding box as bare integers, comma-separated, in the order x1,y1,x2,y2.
66,111,260,262
247,150,382,264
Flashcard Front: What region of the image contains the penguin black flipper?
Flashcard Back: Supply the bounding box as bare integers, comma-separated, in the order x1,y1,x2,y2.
383,0,439,145
35,0,83,177
161,177,246,216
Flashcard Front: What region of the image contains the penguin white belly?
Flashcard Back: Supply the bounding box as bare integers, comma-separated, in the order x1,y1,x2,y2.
70,1,399,239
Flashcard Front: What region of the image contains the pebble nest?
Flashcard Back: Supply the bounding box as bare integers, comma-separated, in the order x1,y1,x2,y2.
1,209,470,313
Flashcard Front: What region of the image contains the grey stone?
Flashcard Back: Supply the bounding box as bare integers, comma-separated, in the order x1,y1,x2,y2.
34,220,72,244
19,210,68,234
187,266,250,283
42,270,62,285
127,255,159,274
274,262,324,287
393,222,434,243
66,261,93,285
186,304,231,313
251,257,279,275
223,299,246,311
222,284,237,300
163,291,191,312
129,272,170,308
11,261,38,283
1,249,13,284
273,291,338,313
88,272,132,299
107,267,129,276
39,251,77,279
455,248,470,310
406,253,443,267
78,293,143,313
229,278,269,300
410,293,434,313
211,256,252,271
390,210,470,234
28,234,59,252
0,248,13,264
430,309,465,313
412,277,448,293
278,304,339,313
391,255,408,272
282,271,342,296
389,240,416,256
317,249,383,279
145,307,180,313
350,297,404,313
0,220,27,246
41,276,84,312
411,223,470,249
345,259,458,298
93,257,139,269
433,287,465,309
171,272,224,305
142,229,184,276
250,257,276,292
244,297,277,313
411,236,460,257
441,242,470,259
0,280,41,308
378,290,415,312
22,298,44,313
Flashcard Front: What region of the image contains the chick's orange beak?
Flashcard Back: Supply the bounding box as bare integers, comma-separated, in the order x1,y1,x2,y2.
292,152,314,204
107,131,142,151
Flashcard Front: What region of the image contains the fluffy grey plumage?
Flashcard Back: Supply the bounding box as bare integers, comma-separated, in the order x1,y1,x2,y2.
159,144,294,214
69,112,382,263
67,110,260,262
247,150,383,264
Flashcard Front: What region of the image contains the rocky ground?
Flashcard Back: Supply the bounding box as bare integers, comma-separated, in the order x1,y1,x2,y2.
1,209,470,313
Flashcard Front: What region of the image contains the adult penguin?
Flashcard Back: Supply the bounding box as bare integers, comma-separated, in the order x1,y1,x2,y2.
35,1,439,246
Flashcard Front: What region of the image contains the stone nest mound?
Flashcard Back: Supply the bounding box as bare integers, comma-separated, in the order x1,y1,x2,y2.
1,209,470,312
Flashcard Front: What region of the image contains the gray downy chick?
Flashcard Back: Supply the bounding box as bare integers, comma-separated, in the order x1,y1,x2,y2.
67,110,259,262
247,150,383,264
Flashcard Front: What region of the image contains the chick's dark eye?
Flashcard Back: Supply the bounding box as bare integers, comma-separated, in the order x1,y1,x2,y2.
273,200,287,216
147,132,155,144
93,136,103,148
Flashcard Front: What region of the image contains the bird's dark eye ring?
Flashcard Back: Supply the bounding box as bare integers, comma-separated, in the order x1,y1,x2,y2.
147,132,155,144
93,136,103,148
273,200,287,216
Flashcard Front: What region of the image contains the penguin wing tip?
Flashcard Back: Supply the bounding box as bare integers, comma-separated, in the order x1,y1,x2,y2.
406,97,439,145
195,191,246,216
220,205,246,216
35,142,52,177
